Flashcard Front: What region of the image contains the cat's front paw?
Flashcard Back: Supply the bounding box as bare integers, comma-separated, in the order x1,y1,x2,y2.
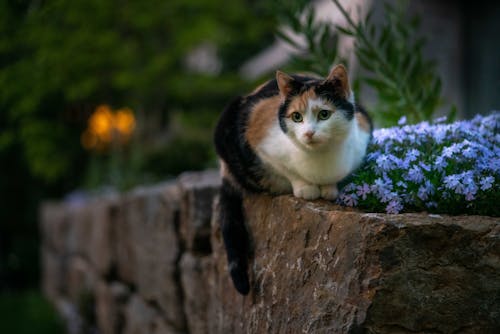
293,184,320,200
320,184,338,201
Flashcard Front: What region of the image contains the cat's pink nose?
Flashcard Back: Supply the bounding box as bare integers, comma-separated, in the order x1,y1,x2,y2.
304,131,315,139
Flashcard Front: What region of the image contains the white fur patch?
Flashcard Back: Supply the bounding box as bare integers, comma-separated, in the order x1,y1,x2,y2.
256,99,370,197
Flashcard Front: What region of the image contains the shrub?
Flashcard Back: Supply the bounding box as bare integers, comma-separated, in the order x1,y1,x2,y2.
338,112,500,216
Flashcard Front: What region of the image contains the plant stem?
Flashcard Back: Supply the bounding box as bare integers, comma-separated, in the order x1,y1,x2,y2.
332,0,424,121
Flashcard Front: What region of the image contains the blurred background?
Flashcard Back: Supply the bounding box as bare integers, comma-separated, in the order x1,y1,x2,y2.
0,0,498,332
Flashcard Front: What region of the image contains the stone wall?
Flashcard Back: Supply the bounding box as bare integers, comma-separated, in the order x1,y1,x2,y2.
40,170,500,334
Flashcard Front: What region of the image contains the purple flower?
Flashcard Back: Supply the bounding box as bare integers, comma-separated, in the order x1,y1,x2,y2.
442,143,463,158
366,151,381,162
443,174,463,193
426,201,438,209
417,180,435,201
396,181,407,189
434,155,448,172
479,176,494,191
398,116,407,125
433,126,448,144
376,154,394,171
339,193,358,207
372,176,394,202
386,199,403,214
405,149,420,162
406,165,424,183
356,183,371,200
339,112,500,214
443,171,478,200
419,162,431,172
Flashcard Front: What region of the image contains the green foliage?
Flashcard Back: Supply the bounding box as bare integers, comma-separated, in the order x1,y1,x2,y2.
0,291,64,334
0,0,275,184
273,0,343,75
0,0,276,290
332,0,454,126
275,0,455,126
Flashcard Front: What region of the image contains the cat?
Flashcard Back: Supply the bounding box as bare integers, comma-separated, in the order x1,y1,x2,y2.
213,64,372,295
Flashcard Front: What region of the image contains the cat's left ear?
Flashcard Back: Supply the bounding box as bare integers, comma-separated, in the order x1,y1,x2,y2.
276,70,295,97
326,64,351,99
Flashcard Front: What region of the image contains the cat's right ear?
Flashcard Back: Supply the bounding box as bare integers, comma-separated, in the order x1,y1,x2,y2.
326,64,350,99
276,70,294,97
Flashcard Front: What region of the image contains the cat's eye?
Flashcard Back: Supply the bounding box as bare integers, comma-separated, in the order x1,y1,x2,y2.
291,112,303,123
318,109,331,120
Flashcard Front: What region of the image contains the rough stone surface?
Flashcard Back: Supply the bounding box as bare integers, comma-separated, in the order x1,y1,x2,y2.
66,204,93,258
209,194,500,334
39,201,69,254
179,252,212,334
178,170,221,253
39,171,500,334
41,246,65,302
88,196,118,277
66,256,96,303
95,281,129,334
120,182,186,331
123,295,182,334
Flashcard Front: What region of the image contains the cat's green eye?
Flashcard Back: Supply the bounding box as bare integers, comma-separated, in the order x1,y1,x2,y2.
291,112,303,123
318,109,331,120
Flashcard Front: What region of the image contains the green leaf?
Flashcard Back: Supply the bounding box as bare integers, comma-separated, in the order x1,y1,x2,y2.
276,29,300,49
447,105,458,122
336,25,355,36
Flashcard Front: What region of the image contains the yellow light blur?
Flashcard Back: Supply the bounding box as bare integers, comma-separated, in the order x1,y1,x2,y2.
114,108,136,136
82,104,136,151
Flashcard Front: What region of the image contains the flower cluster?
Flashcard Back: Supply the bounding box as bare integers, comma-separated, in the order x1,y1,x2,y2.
337,112,500,215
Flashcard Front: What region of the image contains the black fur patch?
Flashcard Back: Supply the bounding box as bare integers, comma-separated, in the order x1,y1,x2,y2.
276,74,323,133
214,96,263,192
278,98,290,133
219,179,250,295
314,81,355,120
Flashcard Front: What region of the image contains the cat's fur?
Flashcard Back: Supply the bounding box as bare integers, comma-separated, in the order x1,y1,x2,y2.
214,64,372,295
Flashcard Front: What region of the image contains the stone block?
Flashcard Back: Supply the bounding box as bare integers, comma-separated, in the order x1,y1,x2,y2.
66,204,93,258
118,182,186,331
66,256,96,303
95,280,130,334
41,246,66,302
178,170,221,253
39,201,69,253
123,295,183,334
210,194,500,333
179,252,212,334
88,195,119,277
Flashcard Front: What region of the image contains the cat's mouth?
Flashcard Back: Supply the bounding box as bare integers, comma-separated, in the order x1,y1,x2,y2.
303,137,324,148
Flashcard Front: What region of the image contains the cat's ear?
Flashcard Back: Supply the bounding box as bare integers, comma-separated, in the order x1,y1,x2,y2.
276,70,295,97
326,64,350,98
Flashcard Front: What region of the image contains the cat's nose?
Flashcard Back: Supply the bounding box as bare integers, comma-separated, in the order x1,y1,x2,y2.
304,131,315,139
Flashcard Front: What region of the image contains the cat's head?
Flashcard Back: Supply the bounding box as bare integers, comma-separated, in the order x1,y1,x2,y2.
277,64,355,151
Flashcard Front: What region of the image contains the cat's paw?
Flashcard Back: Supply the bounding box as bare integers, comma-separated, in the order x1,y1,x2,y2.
320,184,338,201
293,184,321,200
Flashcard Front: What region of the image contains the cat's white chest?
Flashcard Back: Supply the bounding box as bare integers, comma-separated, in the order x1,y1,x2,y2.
292,148,349,184
256,121,369,188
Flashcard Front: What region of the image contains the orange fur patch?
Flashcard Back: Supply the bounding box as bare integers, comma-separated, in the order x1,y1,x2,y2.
287,89,335,117
245,96,281,149
355,112,371,133
287,89,312,116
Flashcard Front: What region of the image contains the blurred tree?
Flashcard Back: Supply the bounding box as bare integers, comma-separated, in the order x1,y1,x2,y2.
0,0,276,289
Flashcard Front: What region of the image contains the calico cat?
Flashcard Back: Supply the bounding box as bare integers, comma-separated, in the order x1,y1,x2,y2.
214,64,372,295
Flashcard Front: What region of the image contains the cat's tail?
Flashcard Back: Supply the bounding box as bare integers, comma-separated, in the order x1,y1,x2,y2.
218,178,250,295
